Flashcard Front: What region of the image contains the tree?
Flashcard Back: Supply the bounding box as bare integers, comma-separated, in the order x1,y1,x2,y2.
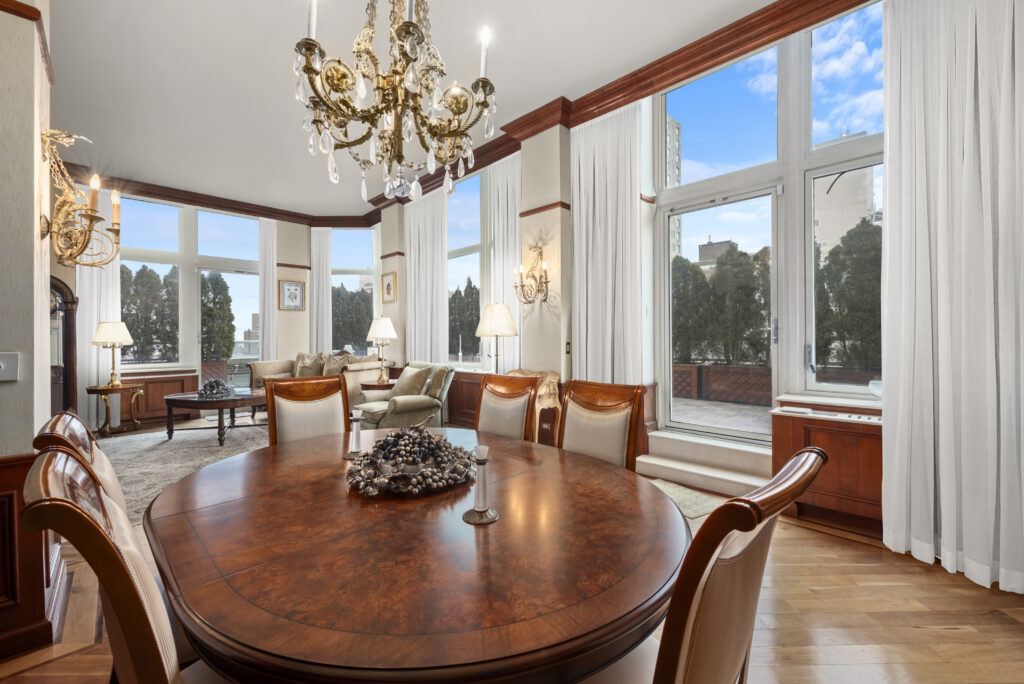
201,271,235,360
129,265,162,362
331,283,373,353
819,218,882,371
670,256,711,363
447,277,480,359
813,241,835,368
708,245,763,364
120,264,137,362
748,246,772,365
157,265,179,361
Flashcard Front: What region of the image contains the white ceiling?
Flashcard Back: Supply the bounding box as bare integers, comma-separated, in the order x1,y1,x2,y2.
51,0,772,216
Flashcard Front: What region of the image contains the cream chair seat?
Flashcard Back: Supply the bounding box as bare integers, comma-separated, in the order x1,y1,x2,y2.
265,376,351,445
22,446,228,683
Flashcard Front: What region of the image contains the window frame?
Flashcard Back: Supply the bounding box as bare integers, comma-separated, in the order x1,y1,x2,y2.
330,225,382,316
446,172,484,369
653,1,884,441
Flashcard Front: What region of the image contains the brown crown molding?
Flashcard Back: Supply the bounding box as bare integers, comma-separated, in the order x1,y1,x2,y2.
0,0,40,21
568,0,866,128
501,97,572,141
310,216,371,228
277,262,311,271
380,251,405,260
519,201,570,219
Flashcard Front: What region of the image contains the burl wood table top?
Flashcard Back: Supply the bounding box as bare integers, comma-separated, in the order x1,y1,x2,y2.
144,428,689,683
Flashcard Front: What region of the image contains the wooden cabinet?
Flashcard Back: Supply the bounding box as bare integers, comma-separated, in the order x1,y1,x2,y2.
0,454,67,659
772,402,882,538
121,369,200,423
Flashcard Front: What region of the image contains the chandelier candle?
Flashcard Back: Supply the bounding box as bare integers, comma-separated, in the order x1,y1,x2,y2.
479,26,490,78
88,174,99,210
111,191,120,224
293,0,497,199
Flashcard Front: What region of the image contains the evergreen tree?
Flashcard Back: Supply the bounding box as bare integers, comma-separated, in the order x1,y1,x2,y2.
331,283,374,353
201,271,235,360
158,265,179,361
748,246,772,365
461,276,480,357
448,286,465,357
708,245,762,364
819,219,882,371
130,265,162,362
670,256,711,363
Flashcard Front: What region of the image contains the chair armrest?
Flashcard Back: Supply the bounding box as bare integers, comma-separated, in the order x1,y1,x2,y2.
249,359,295,388
387,394,440,414
359,389,394,404
344,361,386,372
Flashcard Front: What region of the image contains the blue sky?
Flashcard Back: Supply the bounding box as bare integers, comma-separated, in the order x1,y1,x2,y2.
331,228,374,270
447,173,481,293
667,2,882,263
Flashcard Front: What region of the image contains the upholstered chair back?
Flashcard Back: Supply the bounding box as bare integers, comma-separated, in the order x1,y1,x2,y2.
475,374,540,441
557,380,645,470
266,376,350,445
21,447,183,684
33,411,127,511
653,448,827,684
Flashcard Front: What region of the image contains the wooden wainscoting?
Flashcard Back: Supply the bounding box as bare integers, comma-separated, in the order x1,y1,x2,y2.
0,454,68,660
120,369,200,424
446,372,485,430
772,400,883,538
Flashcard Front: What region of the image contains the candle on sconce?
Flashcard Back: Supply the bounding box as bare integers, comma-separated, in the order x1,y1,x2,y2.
542,261,548,272
88,175,100,210
307,0,318,40
111,190,121,224
406,0,415,23
479,26,491,79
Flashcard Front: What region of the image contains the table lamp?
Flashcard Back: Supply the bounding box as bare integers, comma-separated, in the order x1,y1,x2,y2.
475,304,518,374
92,321,133,387
366,317,398,383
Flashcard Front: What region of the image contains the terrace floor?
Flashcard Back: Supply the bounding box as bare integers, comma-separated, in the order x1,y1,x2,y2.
671,396,773,435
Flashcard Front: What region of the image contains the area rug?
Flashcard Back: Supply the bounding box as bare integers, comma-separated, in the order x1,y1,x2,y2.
99,425,270,524
650,479,725,519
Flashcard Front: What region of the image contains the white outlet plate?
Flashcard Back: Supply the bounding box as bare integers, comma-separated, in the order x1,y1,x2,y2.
0,352,20,381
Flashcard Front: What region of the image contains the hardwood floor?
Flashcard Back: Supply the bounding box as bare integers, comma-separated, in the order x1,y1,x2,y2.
2,520,1024,682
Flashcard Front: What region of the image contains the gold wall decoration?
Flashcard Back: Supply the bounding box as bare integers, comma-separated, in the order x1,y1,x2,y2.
514,244,550,305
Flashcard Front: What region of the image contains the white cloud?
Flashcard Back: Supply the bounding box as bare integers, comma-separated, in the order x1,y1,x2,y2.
720,210,760,224
812,6,883,89
827,88,883,136
745,72,777,98
812,119,832,139
680,157,773,185
739,47,778,99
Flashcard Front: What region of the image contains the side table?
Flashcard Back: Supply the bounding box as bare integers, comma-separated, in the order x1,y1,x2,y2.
86,383,144,436
359,380,396,391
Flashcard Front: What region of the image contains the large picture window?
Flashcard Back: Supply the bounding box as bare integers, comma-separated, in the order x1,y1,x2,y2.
447,174,482,366
120,260,179,364
331,228,377,355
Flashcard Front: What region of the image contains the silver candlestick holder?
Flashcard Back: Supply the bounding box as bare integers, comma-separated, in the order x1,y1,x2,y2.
463,445,499,525
346,409,363,460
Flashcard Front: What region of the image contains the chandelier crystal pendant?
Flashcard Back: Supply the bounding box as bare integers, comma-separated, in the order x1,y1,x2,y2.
294,0,496,199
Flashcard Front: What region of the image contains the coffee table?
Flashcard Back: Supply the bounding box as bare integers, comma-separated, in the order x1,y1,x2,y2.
163,388,266,446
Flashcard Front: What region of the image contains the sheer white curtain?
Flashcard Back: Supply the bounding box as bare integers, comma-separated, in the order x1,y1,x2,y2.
882,0,1024,592
259,218,278,360
75,189,121,429
404,189,448,363
482,152,522,373
570,102,643,384
309,227,332,353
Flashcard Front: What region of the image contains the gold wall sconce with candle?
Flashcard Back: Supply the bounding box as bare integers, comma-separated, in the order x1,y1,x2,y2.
42,129,121,268
513,244,549,305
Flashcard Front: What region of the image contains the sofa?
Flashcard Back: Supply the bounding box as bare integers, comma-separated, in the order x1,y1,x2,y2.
249,352,395,413
354,361,455,430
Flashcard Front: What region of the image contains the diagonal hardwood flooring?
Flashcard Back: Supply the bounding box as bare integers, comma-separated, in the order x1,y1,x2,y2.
2,520,1024,682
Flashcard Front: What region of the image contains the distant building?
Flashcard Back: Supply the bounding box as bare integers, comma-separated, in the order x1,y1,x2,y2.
236,313,260,357
697,237,737,276
813,164,877,259
243,313,260,342
358,275,374,294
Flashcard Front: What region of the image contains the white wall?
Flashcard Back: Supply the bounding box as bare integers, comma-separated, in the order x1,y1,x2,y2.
276,220,310,359
0,3,51,457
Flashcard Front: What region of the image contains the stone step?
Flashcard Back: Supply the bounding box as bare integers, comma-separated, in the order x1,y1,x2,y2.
636,454,770,499
647,430,772,477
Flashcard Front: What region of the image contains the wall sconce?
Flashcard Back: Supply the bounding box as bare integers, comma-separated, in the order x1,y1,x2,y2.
513,244,549,305
43,129,121,268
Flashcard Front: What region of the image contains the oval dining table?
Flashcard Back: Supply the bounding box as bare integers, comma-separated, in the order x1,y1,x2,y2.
144,428,691,683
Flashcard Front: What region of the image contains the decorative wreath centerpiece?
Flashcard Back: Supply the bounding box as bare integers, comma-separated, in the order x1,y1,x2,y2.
347,426,474,497
198,379,232,399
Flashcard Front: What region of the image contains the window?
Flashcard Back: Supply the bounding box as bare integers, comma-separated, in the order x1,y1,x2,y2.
200,270,260,389
447,174,481,366
669,195,773,437
198,210,259,260
810,162,882,387
665,46,778,187
812,4,883,147
120,260,180,364
657,2,883,441
331,228,377,355
120,197,178,252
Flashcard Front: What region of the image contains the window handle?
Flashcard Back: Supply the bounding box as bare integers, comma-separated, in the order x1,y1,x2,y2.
806,344,816,374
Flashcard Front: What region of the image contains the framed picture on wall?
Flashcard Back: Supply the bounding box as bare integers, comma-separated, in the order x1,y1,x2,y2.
279,280,305,311
382,271,397,304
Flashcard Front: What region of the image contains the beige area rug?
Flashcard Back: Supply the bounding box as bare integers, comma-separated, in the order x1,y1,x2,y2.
99,422,270,524
650,478,726,519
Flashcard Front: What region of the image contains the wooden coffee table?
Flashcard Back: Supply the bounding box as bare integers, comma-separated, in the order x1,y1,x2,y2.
163,388,266,446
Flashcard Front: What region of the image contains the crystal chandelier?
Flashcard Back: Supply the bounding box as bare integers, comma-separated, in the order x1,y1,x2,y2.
293,0,497,201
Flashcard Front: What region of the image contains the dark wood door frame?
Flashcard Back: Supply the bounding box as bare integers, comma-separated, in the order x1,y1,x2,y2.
50,276,78,412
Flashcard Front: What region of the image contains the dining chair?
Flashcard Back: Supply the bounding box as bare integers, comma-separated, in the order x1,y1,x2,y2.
21,446,227,683
265,375,350,446
556,380,646,470
584,447,828,684
475,374,541,441
33,411,127,511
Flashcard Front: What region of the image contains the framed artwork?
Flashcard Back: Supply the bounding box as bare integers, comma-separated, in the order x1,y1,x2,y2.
382,271,397,304
278,280,305,311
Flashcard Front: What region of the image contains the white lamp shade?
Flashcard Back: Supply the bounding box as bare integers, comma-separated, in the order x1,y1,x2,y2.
366,316,398,342
92,321,133,346
476,304,518,338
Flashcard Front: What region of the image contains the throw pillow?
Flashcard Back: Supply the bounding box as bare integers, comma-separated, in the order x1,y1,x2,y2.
391,365,430,397
322,353,352,376
294,352,325,377
424,365,452,399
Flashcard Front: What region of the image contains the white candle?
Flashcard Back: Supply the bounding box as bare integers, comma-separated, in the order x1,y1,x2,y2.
479,26,490,79
307,0,317,40
111,190,121,224
88,174,100,210
406,0,414,23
